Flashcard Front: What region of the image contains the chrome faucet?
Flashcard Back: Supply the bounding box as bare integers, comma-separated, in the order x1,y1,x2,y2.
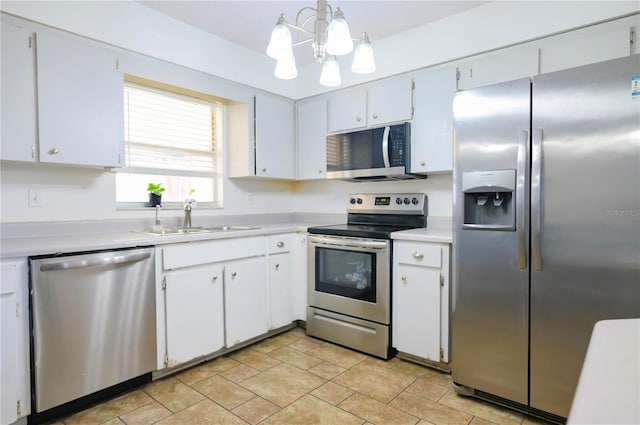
183,203,192,229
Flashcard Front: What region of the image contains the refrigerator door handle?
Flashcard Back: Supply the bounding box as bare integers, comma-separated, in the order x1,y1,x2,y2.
532,128,543,271
517,130,528,270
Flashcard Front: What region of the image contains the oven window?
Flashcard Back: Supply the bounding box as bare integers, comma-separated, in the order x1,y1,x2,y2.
315,247,376,302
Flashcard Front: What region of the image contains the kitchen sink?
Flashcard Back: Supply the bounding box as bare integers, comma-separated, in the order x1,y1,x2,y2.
144,225,260,235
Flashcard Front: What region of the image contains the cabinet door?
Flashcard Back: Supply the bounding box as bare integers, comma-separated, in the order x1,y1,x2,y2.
1,259,30,424
539,25,631,74
290,234,308,321
393,264,441,362
327,88,366,133
164,265,224,366
255,93,295,179
367,77,413,126
457,46,538,90
224,257,269,347
296,98,327,180
411,66,457,173
1,22,37,162
36,31,124,167
268,255,293,329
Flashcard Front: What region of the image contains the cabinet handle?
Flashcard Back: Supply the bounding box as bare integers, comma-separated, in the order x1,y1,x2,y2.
318,170,323,174
372,114,378,119
401,276,407,283
419,160,425,166
356,116,362,122
412,252,424,260
231,272,237,278
277,241,284,248
262,168,267,173
275,263,280,270
212,275,218,282
48,148,59,155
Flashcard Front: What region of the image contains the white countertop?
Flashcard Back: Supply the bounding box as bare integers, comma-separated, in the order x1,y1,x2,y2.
0,223,310,258
567,318,640,424
391,216,452,243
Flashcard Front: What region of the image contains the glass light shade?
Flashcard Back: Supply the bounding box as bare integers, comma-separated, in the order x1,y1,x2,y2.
267,15,292,59
351,33,375,74
274,54,298,80
320,56,341,87
325,8,353,55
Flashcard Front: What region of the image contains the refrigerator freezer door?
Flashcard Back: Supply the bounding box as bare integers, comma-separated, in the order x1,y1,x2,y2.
530,54,640,417
452,78,531,404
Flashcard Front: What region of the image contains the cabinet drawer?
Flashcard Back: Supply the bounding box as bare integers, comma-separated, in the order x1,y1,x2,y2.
268,234,293,254
162,237,265,270
394,242,442,268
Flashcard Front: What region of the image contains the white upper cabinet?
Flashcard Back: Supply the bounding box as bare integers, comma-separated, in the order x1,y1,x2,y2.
539,24,631,74
327,87,367,132
36,30,124,167
296,97,327,180
1,21,37,163
457,46,539,90
367,77,413,127
255,93,295,179
411,65,457,173
328,76,413,133
229,93,295,179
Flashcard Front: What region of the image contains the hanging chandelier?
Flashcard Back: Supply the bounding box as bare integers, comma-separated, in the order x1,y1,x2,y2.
266,0,376,87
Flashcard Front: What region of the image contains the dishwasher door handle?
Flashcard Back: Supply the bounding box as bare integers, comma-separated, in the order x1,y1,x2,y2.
39,251,152,272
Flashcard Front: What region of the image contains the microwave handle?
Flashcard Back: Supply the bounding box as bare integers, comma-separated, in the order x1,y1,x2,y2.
382,126,391,168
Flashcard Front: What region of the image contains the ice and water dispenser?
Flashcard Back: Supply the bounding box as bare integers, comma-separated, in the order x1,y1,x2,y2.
462,169,516,230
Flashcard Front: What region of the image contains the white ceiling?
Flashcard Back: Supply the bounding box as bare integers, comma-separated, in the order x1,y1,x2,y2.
137,1,488,64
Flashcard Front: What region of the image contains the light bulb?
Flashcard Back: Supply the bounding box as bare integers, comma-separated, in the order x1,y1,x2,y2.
326,8,353,56
267,15,292,60
274,54,298,80
320,56,341,87
351,32,375,74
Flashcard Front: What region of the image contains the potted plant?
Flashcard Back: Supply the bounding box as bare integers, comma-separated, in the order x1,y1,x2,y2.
147,182,165,207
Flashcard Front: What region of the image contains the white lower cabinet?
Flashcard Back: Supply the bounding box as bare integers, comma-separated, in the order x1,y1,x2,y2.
157,237,268,369
267,234,294,329
0,259,30,425
164,265,224,367
225,257,269,347
392,241,450,366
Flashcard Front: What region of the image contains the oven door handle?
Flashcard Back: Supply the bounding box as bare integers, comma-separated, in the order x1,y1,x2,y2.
308,235,389,250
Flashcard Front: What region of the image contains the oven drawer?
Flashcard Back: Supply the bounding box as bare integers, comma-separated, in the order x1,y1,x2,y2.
395,241,442,268
306,307,390,359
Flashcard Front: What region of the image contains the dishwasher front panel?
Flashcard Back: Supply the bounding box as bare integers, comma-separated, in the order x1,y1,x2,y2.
30,247,156,413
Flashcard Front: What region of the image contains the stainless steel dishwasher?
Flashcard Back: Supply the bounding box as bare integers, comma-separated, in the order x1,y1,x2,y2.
30,247,156,418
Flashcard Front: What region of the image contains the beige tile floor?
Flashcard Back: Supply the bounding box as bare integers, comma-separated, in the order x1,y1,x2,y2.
51,328,551,425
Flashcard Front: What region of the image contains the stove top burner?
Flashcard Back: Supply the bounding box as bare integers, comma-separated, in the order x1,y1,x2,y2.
307,193,428,240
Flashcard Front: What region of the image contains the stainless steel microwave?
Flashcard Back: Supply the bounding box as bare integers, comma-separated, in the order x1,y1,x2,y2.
325,123,425,181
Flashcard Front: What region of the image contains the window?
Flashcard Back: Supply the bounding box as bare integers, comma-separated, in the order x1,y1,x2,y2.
116,79,221,207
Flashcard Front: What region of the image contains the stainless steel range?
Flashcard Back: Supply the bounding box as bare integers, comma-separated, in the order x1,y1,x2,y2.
306,193,427,359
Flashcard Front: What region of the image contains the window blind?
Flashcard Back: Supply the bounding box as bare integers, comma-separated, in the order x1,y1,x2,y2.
123,83,216,176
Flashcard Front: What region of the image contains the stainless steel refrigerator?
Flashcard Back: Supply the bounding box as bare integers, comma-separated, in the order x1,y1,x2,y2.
451,54,640,421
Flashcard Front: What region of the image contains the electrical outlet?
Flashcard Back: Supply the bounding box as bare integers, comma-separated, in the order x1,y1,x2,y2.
28,189,42,207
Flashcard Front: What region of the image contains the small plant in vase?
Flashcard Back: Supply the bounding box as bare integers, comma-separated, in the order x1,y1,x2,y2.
147,183,165,207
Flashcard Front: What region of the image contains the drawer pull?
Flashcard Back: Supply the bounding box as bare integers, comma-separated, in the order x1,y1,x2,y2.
212,276,218,282
277,241,284,248
412,252,424,260
275,263,280,270
401,276,407,283
231,272,237,278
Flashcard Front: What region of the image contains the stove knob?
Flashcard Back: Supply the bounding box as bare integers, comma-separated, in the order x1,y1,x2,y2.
395,197,403,205
357,198,363,204
412,197,419,205
349,198,357,204
403,197,410,205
